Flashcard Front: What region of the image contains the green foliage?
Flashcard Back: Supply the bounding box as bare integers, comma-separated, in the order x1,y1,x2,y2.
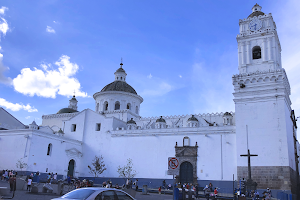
88,155,107,177
117,158,137,179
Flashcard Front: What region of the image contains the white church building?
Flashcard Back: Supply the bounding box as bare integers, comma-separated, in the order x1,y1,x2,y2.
0,4,300,196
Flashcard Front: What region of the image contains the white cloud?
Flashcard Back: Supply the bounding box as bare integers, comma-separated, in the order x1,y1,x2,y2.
46,26,55,33
0,7,8,15
0,98,38,112
147,73,152,79
12,55,88,98
179,75,182,78
0,18,9,36
25,116,31,119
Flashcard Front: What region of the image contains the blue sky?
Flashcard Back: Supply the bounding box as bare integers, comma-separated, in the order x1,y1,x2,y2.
0,1,300,138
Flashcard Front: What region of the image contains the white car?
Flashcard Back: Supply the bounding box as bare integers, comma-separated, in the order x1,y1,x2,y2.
52,187,136,200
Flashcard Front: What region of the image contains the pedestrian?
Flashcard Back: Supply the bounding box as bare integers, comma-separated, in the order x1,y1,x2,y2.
53,173,57,181
214,188,218,199
255,190,259,200
162,180,166,189
27,177,32,192
134,179,138,191
36,171,40,183
204,185,210,200
8,175,16,193
195,184,199,199
67,175,71,185
126,178,129,189
209,183,213,192
158,186,161,195
47,173,51,183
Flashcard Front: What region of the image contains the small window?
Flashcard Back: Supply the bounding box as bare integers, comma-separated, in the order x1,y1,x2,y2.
117,77,118,80
104,101,108,111
127,103,131,110
96,103,99,112
252,46,261,59
71,124,76,132
47,143,52,156
135,106,139,114
183,136,190,146
96,123,101,131
115,101,120,110
121,77,122,80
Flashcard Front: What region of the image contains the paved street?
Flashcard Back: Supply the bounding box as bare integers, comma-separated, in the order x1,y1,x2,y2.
0,181,179,200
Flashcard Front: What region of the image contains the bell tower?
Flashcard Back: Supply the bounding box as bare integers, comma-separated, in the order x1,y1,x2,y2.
233,5,298,193
237,3,282,74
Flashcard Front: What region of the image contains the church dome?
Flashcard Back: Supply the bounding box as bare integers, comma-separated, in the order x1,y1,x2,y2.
127,118,136,124
223,112,232,117
115,67,126,73
187,115,198,121
156,116,166,123
248,3,264,18
100,81,137,95
57,108,78,114
248,11,264,18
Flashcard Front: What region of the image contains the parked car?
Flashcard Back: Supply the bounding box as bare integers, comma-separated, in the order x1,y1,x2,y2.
52,187,136,200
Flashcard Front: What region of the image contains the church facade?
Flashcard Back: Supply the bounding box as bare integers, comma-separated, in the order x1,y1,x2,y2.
0,4,299,196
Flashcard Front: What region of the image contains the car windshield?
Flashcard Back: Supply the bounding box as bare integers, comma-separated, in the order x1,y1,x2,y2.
61,189,95,199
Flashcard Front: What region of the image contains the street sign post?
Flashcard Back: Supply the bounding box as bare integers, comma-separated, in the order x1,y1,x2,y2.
167,157,179,175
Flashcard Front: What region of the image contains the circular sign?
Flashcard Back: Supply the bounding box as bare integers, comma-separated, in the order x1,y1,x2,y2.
168,158,179,169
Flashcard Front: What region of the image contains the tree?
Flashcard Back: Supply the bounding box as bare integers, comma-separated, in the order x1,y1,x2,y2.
16,158,28,171
117,158,137,181
88,155,107,178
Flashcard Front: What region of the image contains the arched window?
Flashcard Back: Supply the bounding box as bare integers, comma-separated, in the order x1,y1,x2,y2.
127,103,131,110
103,101,108,111
252,46,261,59
47,143,52,156
115,101,120,110
135,106,139,114
96,103,99,112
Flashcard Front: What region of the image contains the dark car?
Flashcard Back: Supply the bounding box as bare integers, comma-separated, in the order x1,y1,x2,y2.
52,187,136,200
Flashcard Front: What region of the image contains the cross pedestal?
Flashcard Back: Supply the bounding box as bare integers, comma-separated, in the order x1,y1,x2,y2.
240,149,258,193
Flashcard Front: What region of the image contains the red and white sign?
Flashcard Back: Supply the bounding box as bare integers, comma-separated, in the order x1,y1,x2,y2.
168,157,179,169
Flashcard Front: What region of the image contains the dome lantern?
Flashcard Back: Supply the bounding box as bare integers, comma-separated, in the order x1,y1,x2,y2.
114,60,127,82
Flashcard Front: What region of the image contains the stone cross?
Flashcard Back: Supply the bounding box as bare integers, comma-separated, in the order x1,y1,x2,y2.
240,149,258,180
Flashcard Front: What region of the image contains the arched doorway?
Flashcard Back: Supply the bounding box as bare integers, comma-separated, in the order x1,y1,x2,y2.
67,159,75,177
180,161,193,184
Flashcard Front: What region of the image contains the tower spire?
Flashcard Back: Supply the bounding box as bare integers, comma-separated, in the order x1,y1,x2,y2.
120,57,123,68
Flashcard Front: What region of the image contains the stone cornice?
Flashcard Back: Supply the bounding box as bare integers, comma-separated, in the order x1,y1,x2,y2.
232,69,290,95
42,112,78,120
93,91,143,103
232,69,291,107
111,126,235,137
140,112,235,121
0,129,82,145
238,13,272,24
103,109,140,118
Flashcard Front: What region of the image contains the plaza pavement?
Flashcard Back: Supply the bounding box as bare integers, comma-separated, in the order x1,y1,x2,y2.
0,180,191,200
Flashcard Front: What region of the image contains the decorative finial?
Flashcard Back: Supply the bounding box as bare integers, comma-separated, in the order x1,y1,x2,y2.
73,90,76,97
120,57,123,68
